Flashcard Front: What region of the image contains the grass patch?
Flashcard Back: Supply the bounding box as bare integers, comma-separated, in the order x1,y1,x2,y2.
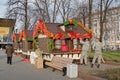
89,51,120,62
97,68,120,80
103,52,120,62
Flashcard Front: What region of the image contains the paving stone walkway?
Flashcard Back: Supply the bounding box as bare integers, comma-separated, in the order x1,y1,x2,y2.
0,50,81,80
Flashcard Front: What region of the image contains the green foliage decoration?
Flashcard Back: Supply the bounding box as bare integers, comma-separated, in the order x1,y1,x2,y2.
72,20,78,25
64,21,69,26
35,48,43,58
26,38,33,42
47,39,54,51
32,39,37,51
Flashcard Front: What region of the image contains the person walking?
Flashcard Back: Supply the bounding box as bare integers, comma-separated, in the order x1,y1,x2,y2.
80,38,90,65
6,44,14,65
91,38,105,68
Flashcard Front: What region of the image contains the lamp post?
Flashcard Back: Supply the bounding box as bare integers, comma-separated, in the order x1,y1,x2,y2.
104,32,108,51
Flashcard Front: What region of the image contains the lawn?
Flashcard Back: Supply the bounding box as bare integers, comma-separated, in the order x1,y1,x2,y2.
89,51,120,62
89,51,120,80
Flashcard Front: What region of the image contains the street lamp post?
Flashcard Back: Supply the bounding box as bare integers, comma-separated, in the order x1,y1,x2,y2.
104,32,109,51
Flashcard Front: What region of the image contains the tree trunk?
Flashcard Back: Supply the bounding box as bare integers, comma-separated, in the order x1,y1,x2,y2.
45,0,51,23
25,0,28,30
52,0,57,23
99,0,103,42
83,9,86,25
88,0,92,29
88,0,93,52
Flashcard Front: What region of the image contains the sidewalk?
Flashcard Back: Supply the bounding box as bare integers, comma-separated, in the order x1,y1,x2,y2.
1,49,119,80
0,50,81,80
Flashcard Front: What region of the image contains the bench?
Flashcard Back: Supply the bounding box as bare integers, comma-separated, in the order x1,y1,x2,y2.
44,56,73,76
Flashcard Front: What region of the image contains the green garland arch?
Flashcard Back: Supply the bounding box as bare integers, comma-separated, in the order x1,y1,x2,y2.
63,19,92,33
63,20,78,26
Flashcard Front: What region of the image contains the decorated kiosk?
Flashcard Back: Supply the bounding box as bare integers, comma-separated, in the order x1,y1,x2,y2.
12,32,22,54
12,29,34,62
33,19,93,62
12,19,93,63
19,29,33,52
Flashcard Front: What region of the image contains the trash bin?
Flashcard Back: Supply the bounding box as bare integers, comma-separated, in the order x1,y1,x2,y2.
67,63,78,78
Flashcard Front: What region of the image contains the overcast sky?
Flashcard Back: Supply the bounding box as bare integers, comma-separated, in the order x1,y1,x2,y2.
0,0,120,18
0,0,8,18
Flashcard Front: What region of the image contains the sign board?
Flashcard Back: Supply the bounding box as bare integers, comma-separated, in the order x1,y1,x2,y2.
116,41,120,44
0,27,9,36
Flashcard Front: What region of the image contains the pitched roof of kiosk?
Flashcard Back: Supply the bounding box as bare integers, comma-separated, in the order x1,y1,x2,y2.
0,18,16,27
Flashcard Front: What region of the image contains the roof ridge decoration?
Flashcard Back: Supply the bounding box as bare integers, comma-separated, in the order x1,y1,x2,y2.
33,19,54,39
64,19,93,39
12,32,16,42
19,29,27,41
53,32,65,40
63,19,93,33
33,19,93,40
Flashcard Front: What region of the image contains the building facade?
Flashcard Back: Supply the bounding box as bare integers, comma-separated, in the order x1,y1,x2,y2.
0,18,16,48
91,6,120,50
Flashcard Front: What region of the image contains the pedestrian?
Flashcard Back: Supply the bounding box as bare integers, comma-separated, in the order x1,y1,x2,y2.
91,38,105,68
79,38,90,65
6,44,14,65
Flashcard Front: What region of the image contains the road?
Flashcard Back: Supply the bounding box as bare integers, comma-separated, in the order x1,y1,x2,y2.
0,49,81,80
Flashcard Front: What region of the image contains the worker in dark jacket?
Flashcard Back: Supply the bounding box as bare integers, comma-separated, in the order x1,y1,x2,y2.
6,44,14,65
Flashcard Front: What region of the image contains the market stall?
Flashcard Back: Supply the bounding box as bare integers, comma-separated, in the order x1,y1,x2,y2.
12,29,34,62
20,29,34,62
12,32,22,55
33,19,93,62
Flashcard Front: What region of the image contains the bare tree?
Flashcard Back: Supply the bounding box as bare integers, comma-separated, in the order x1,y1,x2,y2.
99,0,113,42
52,0,57,23
88,0,93,29
6,0,31,30
72,0,88,25
25,0,28,30
57,0,73,22
33,0,75,23
34,0,61,23
33,0,45,21
42,0,51,22
79,1,89,25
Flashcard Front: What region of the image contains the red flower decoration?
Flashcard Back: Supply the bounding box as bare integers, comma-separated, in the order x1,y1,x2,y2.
54,32,64,39
68,31,76,39
76,33,84,39
33,29,37,39
12,33,16,42
83,32,93,39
